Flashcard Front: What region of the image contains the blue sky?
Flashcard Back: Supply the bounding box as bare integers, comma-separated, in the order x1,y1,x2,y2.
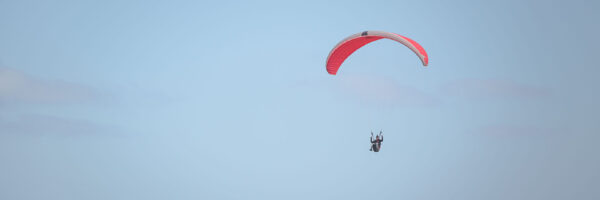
1,0,599,199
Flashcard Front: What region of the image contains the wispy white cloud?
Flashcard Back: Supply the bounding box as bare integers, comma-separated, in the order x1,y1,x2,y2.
0,68,114,136
473,124,564,137
335,74,439,107
0,67,99,105
441,78,550,99
0,114,105,136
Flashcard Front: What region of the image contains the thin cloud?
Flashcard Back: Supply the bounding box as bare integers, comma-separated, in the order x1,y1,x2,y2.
473,124,564,137
0,114,104,136
335,74,439,107
0,67,99,105
441,78,551,99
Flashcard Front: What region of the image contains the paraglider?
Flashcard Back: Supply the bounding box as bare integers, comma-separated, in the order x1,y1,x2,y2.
325,31,429,152
325,30,428,75
370,131,384,152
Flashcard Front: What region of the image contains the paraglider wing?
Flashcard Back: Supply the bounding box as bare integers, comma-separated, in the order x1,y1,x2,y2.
325,31,429,75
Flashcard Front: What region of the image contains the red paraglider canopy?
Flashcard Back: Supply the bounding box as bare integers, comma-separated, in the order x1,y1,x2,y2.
326,31,428,75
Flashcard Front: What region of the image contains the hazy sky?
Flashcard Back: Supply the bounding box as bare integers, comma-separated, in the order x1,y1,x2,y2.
1,0,599,199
